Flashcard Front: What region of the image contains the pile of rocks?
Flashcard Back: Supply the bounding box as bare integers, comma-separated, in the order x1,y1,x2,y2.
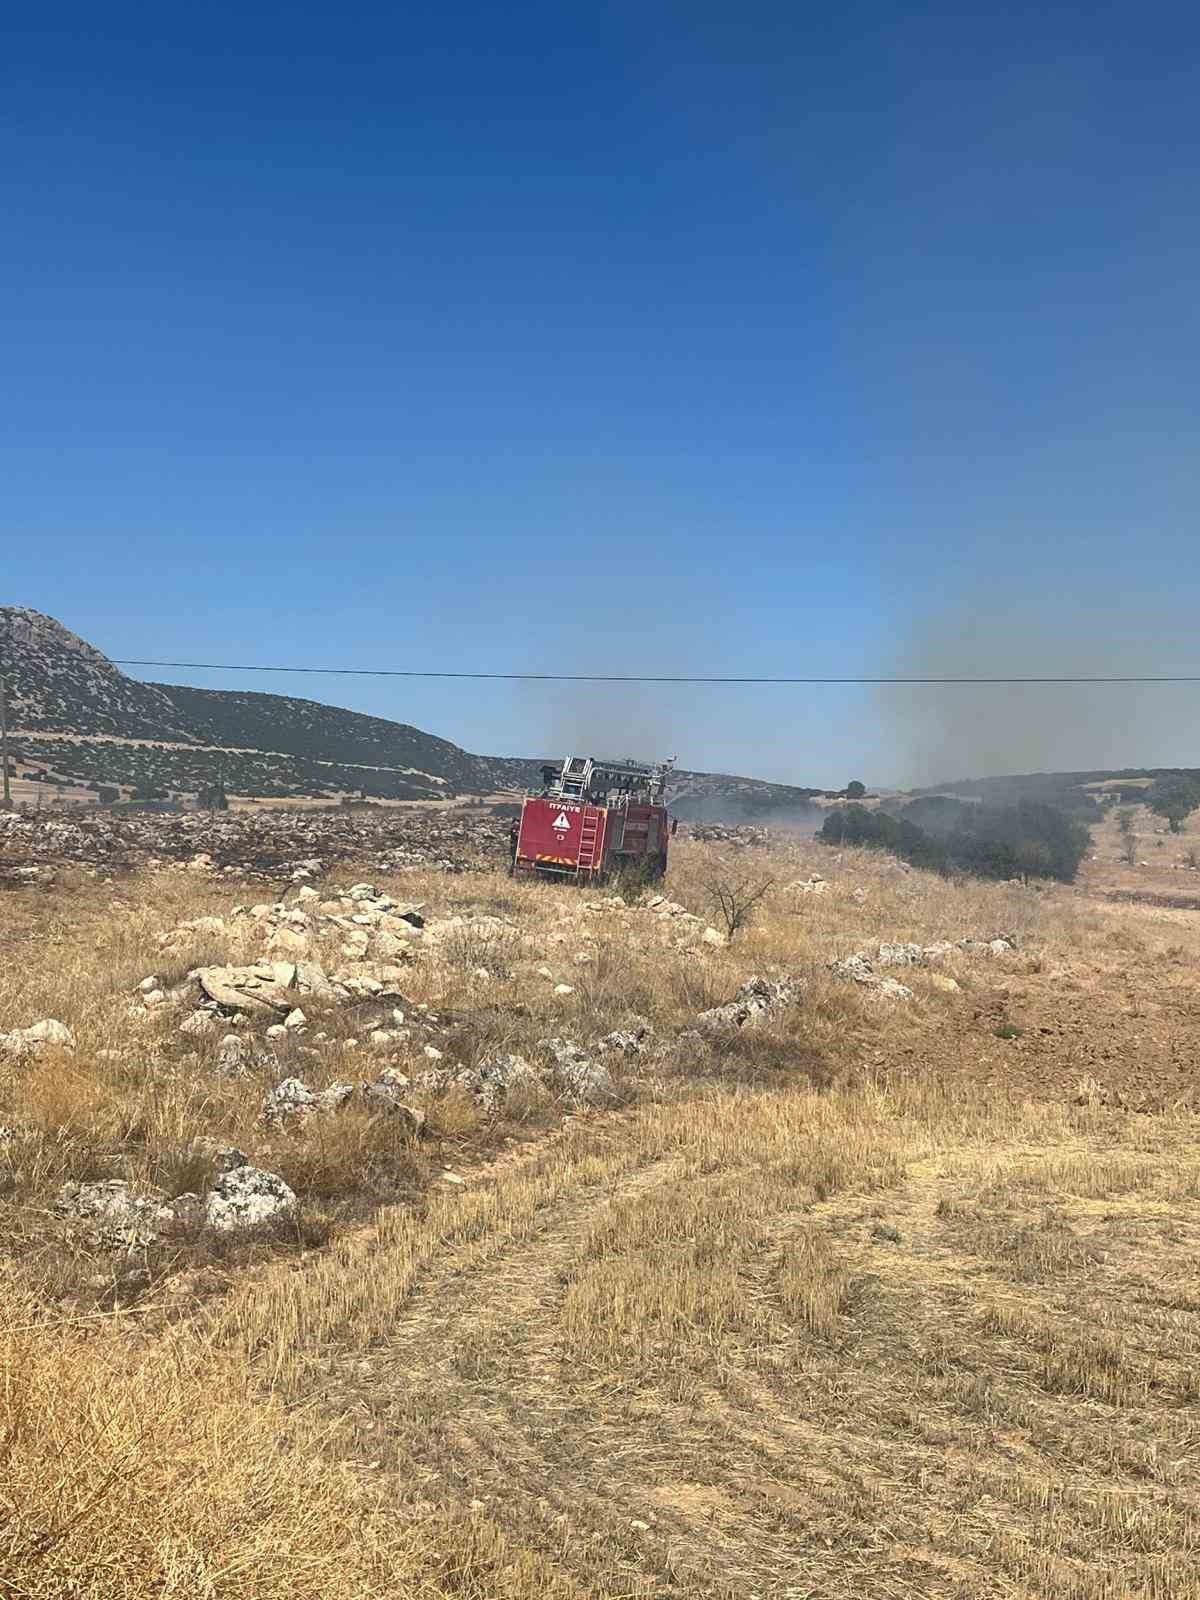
829,934,1018,1001
158,881,430,963
538,1038,615,1103
691,976,806,1035
449,1052,540,1113
686,824,773,847
54,1146,298,1248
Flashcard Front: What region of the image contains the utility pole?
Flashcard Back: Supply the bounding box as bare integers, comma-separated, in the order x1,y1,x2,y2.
0,611,12,811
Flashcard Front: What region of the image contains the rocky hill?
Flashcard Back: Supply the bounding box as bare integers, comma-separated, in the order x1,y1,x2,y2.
2,609,198,744
0,608,822,814
1,610,478,802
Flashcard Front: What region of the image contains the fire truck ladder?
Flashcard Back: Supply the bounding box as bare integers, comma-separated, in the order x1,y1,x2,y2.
577,808,601,874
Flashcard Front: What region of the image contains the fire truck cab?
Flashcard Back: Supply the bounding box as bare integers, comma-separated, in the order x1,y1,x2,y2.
511,755,677,884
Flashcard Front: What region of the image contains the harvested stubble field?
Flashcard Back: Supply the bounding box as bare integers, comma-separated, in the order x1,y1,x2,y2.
2,835,1200,1599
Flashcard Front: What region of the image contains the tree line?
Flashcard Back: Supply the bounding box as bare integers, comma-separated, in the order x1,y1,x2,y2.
819,798,1092,882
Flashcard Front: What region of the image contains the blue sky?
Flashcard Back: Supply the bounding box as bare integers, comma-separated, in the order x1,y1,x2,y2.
4,0,1199,786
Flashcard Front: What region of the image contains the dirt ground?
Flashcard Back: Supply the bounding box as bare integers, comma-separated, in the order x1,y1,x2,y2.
1079,800,1200,908
880,906,1200,1111
3,833,1199,1599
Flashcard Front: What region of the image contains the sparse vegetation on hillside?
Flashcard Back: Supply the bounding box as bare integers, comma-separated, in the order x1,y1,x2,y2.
3,607,831,815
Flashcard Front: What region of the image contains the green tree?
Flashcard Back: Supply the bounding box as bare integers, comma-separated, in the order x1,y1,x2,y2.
1146,776,1200,834
820,798,1089,883
844,779,866,799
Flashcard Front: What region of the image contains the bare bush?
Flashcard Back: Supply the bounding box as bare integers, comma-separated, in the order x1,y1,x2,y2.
704,873,774,939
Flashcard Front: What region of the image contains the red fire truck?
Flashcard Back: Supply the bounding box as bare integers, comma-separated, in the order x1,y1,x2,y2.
510,755,678,884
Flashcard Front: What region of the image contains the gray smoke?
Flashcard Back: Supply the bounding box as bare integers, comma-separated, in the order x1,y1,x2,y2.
877,587,1199,787
535,683,696,769
670,790,824,833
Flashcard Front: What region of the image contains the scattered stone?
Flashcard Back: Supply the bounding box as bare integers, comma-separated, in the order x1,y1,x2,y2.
262,1076,318,1123
876,977,915,1002
0,1018,75,1057
553,983,575,996
361,1069,426,1131
830,955,877,987
205,1164,297,1230
922,941,957,961
596,1019,653,1056
179,1009,217,1037
0,808,500,880
541,1038,613,1103
457,1052,539,1111
687,822,771,847
54,1179,166,1248
139,976,161,994
283,1007,307,1030
369,1027,409,1048
875,942,926,967
829,933,1014,1000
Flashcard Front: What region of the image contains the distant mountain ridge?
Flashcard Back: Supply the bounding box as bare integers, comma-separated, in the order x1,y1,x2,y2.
0,608,822,816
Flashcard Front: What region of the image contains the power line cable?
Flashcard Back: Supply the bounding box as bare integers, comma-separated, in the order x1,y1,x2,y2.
111,658,1200,685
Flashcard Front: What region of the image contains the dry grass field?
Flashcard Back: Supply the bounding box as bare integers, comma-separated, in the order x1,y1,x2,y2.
3,834,1200,1598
